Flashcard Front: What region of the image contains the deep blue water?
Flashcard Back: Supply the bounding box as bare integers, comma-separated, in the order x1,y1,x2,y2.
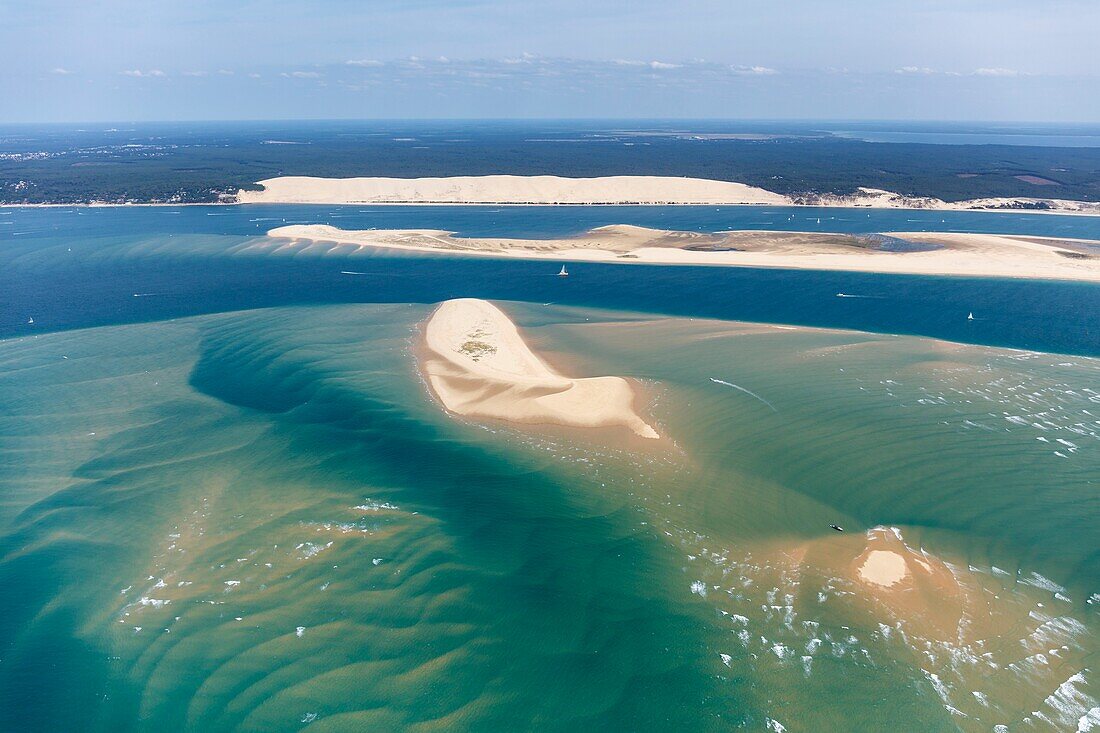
4,203,1100,240
2,205,1099,356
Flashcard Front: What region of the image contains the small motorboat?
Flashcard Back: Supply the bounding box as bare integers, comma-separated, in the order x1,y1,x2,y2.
829,524,844,532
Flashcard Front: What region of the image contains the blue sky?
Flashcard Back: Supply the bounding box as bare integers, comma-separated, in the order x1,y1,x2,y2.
2,0,1097,122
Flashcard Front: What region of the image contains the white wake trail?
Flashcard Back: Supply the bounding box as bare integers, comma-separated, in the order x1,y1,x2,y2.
709,378,778,412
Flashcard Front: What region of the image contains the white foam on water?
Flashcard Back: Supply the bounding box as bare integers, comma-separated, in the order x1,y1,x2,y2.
354,499,400,512
923,670,953,707
295,626,306,638
1026,615,1088,653
1035,671,1098,731
296,541,333,559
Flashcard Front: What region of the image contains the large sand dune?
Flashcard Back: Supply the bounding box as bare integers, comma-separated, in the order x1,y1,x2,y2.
420,299,658,438
236,175,1100,214
237,174,787,205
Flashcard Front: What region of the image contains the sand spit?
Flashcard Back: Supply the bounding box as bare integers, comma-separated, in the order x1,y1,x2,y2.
237,175,788,205
267,224,1100,282
420,299,659,438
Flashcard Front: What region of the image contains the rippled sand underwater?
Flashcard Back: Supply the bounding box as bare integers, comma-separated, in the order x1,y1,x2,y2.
0,302,1096,732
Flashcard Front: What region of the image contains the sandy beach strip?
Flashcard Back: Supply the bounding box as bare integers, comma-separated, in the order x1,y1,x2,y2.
266,224,1100,283
420,298,659,438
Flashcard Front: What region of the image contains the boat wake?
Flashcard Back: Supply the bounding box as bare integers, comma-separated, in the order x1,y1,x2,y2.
709,378,778,412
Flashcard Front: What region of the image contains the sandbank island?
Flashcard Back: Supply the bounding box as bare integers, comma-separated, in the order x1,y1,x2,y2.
420,298,658,438
266,224,1100,283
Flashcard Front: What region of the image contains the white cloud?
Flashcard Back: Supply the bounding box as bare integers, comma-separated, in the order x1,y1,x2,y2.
974,67,1019,77
895,66,937,75
217,69,234,76
182,70,207,77
731,65,778,75
248,73,262,78
281,71,323,78
648,61,681,70
120,69,166,78
51,67,73,75
346,59,382,67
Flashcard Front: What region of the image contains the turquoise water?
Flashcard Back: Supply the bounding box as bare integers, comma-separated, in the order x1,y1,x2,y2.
0,208,1098,731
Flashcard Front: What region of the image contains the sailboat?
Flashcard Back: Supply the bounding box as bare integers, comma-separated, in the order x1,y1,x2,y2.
967,312,974,321
27,316,34,325
558,265,569,277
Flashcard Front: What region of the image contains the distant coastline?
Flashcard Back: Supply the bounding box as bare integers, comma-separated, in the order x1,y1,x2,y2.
4,174,1100,216
3,199,1100,216
7,122,1100,209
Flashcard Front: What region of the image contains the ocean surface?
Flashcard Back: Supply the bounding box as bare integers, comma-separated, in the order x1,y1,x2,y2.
0,206,1098,732
3,205,1100,355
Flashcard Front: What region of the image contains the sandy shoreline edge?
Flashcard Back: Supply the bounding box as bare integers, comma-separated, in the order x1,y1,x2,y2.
234,175,1100,216
266,224,1100,283
420,298,659,438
